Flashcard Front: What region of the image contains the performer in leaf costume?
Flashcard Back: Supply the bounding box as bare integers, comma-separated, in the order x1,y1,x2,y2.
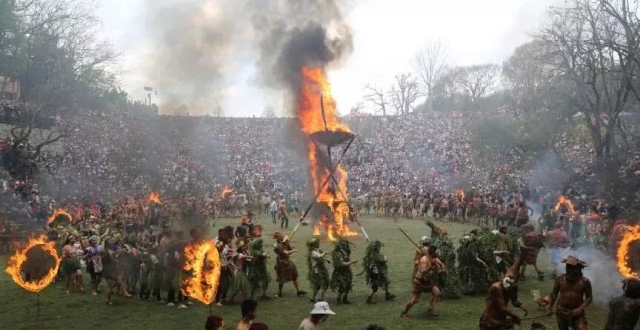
362,240,395,304
247,235,271,299
330,237,357,304
306,238,330,303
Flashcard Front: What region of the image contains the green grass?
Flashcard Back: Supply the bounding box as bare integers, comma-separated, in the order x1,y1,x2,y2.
0,215,609,330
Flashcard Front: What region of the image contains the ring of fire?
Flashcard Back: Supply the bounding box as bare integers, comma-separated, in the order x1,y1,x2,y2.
5,235,61,293
46,208,73,226
180,239,222,305
616,226,640,280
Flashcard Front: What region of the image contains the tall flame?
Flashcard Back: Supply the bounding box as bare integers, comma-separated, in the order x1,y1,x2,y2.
46,208,73,226
299,67,358,241
147,191,162,204
180,239,222,305
5,235,61,292
616,226,640,280
554,195,576,213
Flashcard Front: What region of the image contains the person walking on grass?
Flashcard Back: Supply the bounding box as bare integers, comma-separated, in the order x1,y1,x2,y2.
298,301,336,330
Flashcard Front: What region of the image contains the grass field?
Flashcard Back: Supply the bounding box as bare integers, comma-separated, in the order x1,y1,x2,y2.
0,215,610,330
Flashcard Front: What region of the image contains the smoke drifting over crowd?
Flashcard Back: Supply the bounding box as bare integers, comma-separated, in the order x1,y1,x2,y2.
143,0,246,115
142,0,353,115
250,0,353,94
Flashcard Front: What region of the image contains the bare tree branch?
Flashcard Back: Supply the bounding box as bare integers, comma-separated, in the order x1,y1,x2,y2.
413,40,451,98
363,84,388,116
389,73,423,115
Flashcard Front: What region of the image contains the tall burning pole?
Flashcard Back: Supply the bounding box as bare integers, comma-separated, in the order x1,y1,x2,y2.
291,68,368,242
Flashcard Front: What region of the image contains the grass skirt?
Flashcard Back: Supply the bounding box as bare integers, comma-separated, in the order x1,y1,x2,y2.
230,271,250,296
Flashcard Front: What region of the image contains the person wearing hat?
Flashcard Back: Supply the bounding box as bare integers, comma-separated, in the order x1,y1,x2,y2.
272,232,306,298
543,256,592,330
298,301,335,330
604,278,640,330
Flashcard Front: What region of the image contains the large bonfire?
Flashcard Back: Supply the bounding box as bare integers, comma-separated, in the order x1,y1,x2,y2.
298,67,358,241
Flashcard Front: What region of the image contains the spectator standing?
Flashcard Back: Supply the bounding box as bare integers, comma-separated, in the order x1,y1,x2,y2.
269,199,277,224
236,299,258,330
298,301,335,330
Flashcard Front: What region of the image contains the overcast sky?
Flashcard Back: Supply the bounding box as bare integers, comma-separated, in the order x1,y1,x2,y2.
96,0,559,117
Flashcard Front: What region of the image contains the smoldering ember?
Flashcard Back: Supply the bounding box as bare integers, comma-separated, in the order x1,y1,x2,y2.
1,0,640,329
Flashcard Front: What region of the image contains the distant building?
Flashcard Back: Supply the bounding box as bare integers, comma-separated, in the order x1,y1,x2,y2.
0,75,20,100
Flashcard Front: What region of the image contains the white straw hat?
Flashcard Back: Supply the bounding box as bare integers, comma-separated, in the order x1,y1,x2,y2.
310,301,335,315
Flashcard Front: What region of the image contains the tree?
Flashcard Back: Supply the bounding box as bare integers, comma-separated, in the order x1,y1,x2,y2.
389,73,422,115
413,40,450,98
539,0,638,168
453,64,500,103
364,84,388,116
262,106,276,118
2,104,66,179
349,101,363,115
502,40,559,115
5,0,118,110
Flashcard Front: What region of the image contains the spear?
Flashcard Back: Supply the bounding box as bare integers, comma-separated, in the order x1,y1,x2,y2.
398,228,420,249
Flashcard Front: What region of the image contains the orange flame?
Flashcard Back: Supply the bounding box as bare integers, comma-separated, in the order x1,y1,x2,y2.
147,191,161,204
299,67,359,241
220,186,234,199
46,208,73,226
554,196,576,213
180,239,222,305
616,226,640,280
5,234,61,292
455,190,465,202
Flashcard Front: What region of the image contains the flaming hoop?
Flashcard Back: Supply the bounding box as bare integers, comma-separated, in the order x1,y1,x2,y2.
180,239,222,305
5,235,61,292
46,208,73,226
616,226,640,280
147,191,162,204
553,195,576,213
292,67,368,242
220,185,235,199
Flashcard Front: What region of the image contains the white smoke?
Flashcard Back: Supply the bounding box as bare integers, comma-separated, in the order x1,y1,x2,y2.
555,246,624,304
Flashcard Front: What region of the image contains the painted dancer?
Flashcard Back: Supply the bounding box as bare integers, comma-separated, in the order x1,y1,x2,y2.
543,256,592,330
518,223,544,281
478,255,526,330
362,240,395,304
401,245,446,319
272,232,306,298
330,237,357,305
307,238,330,303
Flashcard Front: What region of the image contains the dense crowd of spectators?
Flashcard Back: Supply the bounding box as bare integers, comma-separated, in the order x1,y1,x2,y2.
0,103,636,229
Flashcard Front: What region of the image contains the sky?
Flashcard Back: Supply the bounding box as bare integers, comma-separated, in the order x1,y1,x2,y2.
96,0,559,117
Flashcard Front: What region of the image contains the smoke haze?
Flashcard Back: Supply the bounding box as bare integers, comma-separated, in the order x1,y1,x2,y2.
143,0,247,115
